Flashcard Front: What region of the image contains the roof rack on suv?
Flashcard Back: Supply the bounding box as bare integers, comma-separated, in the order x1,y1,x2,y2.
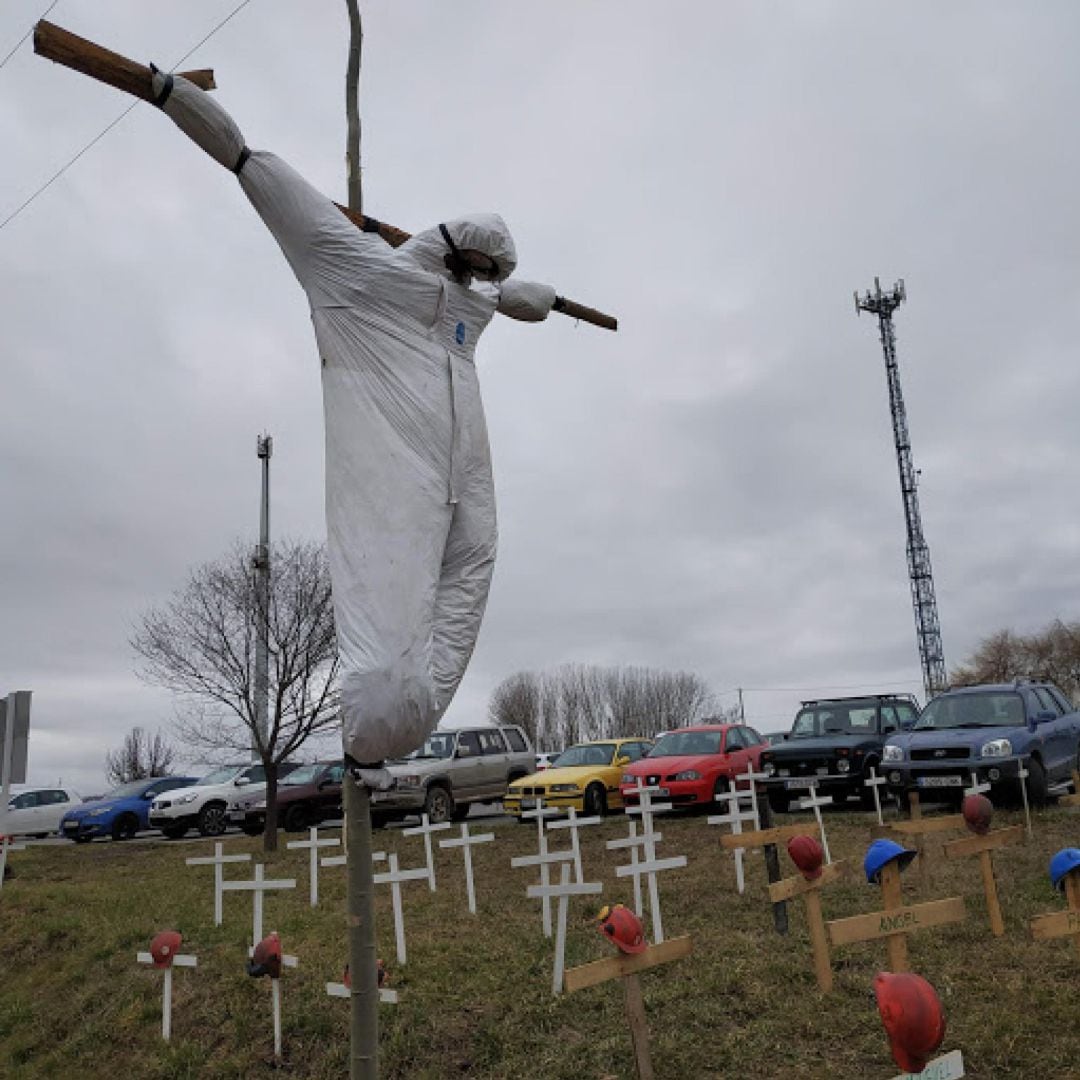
798,693,919,709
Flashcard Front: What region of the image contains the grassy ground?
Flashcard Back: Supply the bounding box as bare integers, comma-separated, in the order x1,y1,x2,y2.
2,802,1079,1079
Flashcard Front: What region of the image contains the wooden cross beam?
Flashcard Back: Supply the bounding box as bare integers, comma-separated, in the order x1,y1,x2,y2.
33,20,619,332
871,795,965,884
827,860,966,973
564,936,694,1080
767,861,847,992
943,824,1023,936
1030,866,1080,961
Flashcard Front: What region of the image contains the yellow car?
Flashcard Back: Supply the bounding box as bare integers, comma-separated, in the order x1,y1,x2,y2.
504,738,654,818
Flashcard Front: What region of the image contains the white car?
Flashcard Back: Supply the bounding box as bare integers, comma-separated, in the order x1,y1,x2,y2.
3,787,84,838
149,763,273,839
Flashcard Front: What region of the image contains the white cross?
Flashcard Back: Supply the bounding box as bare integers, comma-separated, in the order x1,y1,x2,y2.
402,813,452,892
620,779,687,943
220,863,297,948
326,979,398,1005
0,834,26,892
1017,758,1033,838
965,772,992,799
321,850,387,870
864,767,889,826
136,946,198,1041
286,826,341,907
373,853,430,965
438,824,494,914
796,781,834,864
512,800,562,936
606,820,658,915
734,762,771,826
249,933,299,1061
707,789,759,894
545,807,602,883
185,842,252,925
527,861,603,994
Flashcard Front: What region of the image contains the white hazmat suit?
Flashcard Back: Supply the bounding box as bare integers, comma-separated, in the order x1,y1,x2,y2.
151,73,557,764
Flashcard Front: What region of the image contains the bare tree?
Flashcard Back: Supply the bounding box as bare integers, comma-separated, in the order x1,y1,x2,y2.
132,539,340,851
490,663,717,748
104,726,176,786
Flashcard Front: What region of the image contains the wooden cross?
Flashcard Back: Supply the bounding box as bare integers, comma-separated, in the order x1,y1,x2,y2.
767,861,848,992
402,813,452,892
964,772,992,798
185,841,253,925
136,945,198,1042
0,834,26,892
864,766,889,826
707,790,759,894
827,859,966,972
620,780,687,944
564,935,694,1080
220,863,296,948
286,826,341,907
1030,865,1080,962
528,862,603,993
546,807,603,883
438,823,495,915
943,824,1023,936
872,794,965,884
511,800,564,937
1057,768,1080,809
606,820,654,915
795,782,834,864
373,853,430,965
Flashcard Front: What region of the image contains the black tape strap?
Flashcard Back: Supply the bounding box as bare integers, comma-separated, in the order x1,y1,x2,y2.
361,215,383,234
552,296,567,312
233,147,251,176
149,64,174,109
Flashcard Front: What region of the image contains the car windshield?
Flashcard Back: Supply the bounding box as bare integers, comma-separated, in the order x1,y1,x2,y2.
552,744,616,768
103,780,151,800
401,733,456,760
790,704,879,738
196,766,240,786
282,765,321,786
914,692,1025,730
647,731,723,757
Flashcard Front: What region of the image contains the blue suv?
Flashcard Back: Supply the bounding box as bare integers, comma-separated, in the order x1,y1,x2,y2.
60,775,199,842
881,681,1080,804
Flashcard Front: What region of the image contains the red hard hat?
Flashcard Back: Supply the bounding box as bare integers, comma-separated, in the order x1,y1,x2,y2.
874,971,946,1074
787,835,824,880
596,903,648,955
149,930,183,970
962,794,993,836
247,932,283,979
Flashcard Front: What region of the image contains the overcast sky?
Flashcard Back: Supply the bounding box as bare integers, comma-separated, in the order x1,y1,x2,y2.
3,1,1080,795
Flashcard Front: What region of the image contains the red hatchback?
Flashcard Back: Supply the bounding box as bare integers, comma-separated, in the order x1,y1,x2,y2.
619,724,766,809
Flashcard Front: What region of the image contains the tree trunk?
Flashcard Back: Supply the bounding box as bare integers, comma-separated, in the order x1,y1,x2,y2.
262,761,279,854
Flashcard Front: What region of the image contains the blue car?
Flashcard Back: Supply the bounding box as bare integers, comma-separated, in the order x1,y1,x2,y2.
60,775,199,843
881,681,1080,804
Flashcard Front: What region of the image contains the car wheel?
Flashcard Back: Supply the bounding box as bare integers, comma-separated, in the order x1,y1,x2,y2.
767,789,790,814
283,804,309,832
583,783,608,818
161,824,189,840
1026,758,1048,808
423,784,453,825
111,815,138,841
197,803,228,837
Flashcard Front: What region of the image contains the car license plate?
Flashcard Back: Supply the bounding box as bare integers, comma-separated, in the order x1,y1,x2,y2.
519,797,536,810
917,775,963,788
785,779,814,790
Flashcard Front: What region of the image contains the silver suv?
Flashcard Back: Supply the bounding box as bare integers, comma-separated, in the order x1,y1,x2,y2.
372,725,534,825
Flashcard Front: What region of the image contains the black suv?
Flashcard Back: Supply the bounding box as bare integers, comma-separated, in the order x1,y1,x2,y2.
760,694,919,812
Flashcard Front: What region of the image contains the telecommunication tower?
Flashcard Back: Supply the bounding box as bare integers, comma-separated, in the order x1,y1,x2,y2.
855,279,947,701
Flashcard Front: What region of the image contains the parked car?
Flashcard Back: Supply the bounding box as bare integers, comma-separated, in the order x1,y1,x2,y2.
3,787,84,838
763,732,788,747
504,738,654,819
882,680,1080,804
228,760,345,834
373,725,535,825
760,694,919,812
149,762,300,839
60,776,200,842
619,723,766,809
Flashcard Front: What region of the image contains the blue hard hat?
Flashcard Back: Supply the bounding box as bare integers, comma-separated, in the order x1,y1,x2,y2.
1049,848,1080,891
864,839,918,884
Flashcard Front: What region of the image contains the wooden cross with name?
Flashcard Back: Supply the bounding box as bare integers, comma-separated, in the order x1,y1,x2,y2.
286,826,341,907
564,934,694,1080
185,841,253,925
943,824,1023,936
1030,864,1080,962
767,860,848,992
826,858,966,972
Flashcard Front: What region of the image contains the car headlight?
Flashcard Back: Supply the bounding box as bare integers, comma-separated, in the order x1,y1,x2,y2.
882,745,903,763
175,792,199,805
396,775,422,787
836,759,851,774
762,762,776,777
549,784,580,793
672,770,701,782
981,739,1012,759
87,808,111,817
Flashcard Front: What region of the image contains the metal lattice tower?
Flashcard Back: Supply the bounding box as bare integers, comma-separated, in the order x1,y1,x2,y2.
855,278,948,700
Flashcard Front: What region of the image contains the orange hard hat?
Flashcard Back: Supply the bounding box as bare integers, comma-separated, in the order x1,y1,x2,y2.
874,971,946,1074
149,930,183,970
596,903,648,955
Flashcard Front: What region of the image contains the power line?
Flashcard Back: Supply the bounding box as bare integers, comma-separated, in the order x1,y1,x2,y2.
718,680,923,696
0,1,61,75
0,0,258,234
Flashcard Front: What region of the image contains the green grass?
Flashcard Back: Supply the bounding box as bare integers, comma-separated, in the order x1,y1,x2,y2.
2,805,1080,1078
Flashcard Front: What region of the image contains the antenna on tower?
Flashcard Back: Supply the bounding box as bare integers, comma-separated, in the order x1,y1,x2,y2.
855,278,948,701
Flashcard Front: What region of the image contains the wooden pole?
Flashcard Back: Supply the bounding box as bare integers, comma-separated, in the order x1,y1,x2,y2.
978,849,1004,937
756,796,788,935
803,888,832,992
880,861,908,972
622,974,655,1080
1065,872,1080,962
345,1,363,213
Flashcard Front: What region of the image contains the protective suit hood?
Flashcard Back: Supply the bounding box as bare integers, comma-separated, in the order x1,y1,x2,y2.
401,213,518,282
